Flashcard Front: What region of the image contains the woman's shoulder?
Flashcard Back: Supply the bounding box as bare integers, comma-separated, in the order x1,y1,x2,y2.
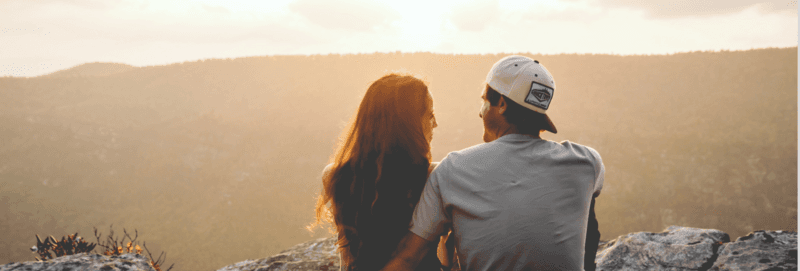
322,163,337,180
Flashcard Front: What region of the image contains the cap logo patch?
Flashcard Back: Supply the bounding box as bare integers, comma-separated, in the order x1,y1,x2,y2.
531,89,550,102
524,81,554,110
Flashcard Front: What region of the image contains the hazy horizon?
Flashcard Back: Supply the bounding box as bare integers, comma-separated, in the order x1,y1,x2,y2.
5,46,798,79
1,0,797,77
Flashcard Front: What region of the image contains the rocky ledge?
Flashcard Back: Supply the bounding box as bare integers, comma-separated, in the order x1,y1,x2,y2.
214,226,796,271
0,253,156,271
596,226,796,270
2,226,796,271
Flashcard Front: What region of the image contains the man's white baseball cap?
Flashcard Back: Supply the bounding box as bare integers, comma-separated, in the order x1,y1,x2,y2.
486,55,558,134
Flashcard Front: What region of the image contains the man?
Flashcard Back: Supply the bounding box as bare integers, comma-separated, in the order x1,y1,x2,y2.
380,55,604,271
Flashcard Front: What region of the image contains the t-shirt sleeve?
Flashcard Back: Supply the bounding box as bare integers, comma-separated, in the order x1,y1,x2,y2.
587,147,605,197
409,161,451,242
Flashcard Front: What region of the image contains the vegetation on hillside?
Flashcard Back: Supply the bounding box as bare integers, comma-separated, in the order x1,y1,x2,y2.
0,48,796,270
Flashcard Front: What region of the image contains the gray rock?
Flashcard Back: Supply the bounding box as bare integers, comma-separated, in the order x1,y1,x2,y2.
4,226,796,271
215,237,339,271
0,253,157,271
711,230,797,271
214,226,796,271
596,226,730,271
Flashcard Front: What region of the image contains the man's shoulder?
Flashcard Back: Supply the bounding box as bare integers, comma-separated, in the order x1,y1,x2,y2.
557,140,602,160
441,141,499,163
451,141,493,155
429,142,492,176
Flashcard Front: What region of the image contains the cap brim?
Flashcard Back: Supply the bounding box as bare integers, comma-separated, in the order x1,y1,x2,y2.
543,113,557,134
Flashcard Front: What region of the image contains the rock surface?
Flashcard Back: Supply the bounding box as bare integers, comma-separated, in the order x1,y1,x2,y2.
596,226,730,270
595,226,798,271
2,226,796,271
216,226,796,271
215,237,339,271
0,253,156,271
712,230,798,271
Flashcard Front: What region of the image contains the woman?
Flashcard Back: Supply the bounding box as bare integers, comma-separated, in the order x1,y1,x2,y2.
308,74,447,270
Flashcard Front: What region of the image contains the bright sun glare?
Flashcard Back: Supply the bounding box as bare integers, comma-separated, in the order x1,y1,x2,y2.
0,0,795,77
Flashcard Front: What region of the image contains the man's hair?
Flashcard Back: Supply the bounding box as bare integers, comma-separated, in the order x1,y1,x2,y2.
485,84,549,135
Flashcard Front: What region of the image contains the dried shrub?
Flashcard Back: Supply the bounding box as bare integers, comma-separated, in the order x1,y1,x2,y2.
93,225,174,271
31,225,173,271
31,232,96,260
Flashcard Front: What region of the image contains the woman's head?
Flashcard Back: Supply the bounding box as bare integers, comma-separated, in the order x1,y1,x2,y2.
309,73,436,236
351,74,435,160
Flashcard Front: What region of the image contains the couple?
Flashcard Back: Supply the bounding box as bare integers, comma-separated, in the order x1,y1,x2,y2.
310,56,605,271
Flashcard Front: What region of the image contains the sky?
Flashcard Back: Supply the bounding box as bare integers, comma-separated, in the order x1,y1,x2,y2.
0,0,797,77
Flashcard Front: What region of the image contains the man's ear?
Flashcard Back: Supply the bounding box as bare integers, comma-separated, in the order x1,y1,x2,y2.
498,96,507,114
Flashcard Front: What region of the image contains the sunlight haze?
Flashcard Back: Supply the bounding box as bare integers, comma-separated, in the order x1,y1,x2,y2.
1,0,797,77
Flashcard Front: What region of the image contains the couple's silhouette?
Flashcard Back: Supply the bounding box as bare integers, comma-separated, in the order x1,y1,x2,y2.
309,56,603,271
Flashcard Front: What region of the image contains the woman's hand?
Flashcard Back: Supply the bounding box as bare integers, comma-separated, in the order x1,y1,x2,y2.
437,229,456,270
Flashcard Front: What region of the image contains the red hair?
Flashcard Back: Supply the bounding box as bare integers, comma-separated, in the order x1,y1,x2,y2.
308,74,432,270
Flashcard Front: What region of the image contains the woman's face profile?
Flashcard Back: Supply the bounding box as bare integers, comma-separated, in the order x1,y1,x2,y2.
422,91,437,144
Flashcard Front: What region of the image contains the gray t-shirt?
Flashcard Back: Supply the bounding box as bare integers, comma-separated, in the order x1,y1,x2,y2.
410,134,604,271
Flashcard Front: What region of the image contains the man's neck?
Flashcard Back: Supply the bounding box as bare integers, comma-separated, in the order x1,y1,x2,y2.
495,126,541,140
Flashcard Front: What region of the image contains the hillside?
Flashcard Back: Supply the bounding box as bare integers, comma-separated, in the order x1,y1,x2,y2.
42,62,137,78
0,48,796,271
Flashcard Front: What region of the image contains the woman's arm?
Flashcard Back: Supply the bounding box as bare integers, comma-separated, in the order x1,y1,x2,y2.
380,232,435,271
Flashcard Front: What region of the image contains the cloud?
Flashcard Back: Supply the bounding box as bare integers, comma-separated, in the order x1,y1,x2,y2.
448,0,501,32
527,6,605,24
0,0,125,10
0,1,325,48
567,0,797,18
202,4,230,14
288,0,400,32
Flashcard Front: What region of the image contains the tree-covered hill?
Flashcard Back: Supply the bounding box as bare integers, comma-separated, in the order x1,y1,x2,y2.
0,48,795,271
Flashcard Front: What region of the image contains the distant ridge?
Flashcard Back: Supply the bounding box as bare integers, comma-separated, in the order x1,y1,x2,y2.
42,62,137,78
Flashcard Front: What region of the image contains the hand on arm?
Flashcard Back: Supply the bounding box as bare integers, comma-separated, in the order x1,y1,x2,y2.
438,229,456,270
379,231,434,271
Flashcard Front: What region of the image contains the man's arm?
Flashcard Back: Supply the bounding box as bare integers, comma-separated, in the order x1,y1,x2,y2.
379,231,434,271
584,196,600,271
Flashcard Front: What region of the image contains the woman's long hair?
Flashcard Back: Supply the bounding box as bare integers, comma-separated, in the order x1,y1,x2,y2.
308,74,432,269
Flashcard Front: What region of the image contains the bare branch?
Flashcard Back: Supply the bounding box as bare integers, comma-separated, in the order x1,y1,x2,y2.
143,241,156,262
